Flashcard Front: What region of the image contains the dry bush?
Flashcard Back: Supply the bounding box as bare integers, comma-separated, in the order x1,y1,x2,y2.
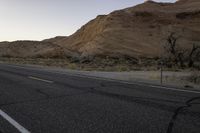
164,33,200,69
135,11,154,17
188,71,200,84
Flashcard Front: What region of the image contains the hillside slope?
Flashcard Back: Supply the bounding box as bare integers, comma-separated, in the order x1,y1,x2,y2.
1,0,200,60
46,0,200,59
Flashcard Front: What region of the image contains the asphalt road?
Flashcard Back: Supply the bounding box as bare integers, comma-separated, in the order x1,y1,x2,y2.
0,63,199,133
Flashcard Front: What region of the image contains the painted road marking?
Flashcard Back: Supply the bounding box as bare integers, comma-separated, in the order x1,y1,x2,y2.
53,71,200,94
28,76,53,83
4,64,200,94
84,75,200,94
0,109,30,133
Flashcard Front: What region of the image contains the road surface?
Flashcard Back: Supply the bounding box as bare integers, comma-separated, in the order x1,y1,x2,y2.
0,63,199,133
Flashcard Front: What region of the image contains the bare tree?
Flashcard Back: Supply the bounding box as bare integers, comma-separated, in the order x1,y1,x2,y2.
164,33,182,66
164,33,200,68
188,44,200,67
177,50,187,68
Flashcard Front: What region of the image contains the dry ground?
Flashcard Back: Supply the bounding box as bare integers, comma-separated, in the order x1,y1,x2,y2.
0,57,199,89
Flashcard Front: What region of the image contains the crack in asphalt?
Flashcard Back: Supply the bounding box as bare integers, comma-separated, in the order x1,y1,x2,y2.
35,89,50,99
166,97,200,133
89,88,183,113
0,91,91,108
55,81,186,108
0,68,27,77
50,79,187,112
0,85,198,117
1,66,200,133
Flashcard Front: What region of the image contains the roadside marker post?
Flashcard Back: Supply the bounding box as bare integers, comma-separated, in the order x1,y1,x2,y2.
160,60,163,85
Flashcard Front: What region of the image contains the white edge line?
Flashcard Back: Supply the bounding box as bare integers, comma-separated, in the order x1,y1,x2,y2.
53,71,200,94
4,64,200,94
0,109,30,133
28,76,53,83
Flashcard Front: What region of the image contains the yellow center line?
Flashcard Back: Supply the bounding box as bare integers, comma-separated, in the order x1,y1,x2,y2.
28,76,54,83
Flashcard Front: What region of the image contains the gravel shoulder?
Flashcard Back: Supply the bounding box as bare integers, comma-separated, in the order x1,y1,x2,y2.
53,69,200,90
1,61,199,90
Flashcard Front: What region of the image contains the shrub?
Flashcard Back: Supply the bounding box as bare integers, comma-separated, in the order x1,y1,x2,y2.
135,11,153,17
1,54,12,58
188,71,200,84
176,11,200,19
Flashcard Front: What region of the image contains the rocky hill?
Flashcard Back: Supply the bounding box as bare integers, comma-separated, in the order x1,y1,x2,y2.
1,0,200,61
0,41,65,58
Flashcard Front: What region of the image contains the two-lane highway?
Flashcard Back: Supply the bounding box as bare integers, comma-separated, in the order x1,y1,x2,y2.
0,63,199,133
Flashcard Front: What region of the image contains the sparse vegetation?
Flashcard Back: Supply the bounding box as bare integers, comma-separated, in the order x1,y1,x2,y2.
163,33,200,69
0,56,158,71
135,11,154,17
188,71,200,84
176,11,200,19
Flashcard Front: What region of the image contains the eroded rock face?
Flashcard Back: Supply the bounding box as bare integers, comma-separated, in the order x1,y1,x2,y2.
49,0,200,59
1,0,200,59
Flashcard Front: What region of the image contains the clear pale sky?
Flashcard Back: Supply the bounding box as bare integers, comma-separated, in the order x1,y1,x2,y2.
0,0,176,41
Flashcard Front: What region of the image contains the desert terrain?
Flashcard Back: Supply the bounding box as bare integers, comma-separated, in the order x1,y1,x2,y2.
0,0,199,60
0,0,200,86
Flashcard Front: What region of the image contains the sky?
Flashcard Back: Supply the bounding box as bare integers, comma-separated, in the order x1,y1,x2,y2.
0,0,176,42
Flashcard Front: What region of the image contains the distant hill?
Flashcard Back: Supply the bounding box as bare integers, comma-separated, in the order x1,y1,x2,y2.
0,41,65,58
1,0,200,60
